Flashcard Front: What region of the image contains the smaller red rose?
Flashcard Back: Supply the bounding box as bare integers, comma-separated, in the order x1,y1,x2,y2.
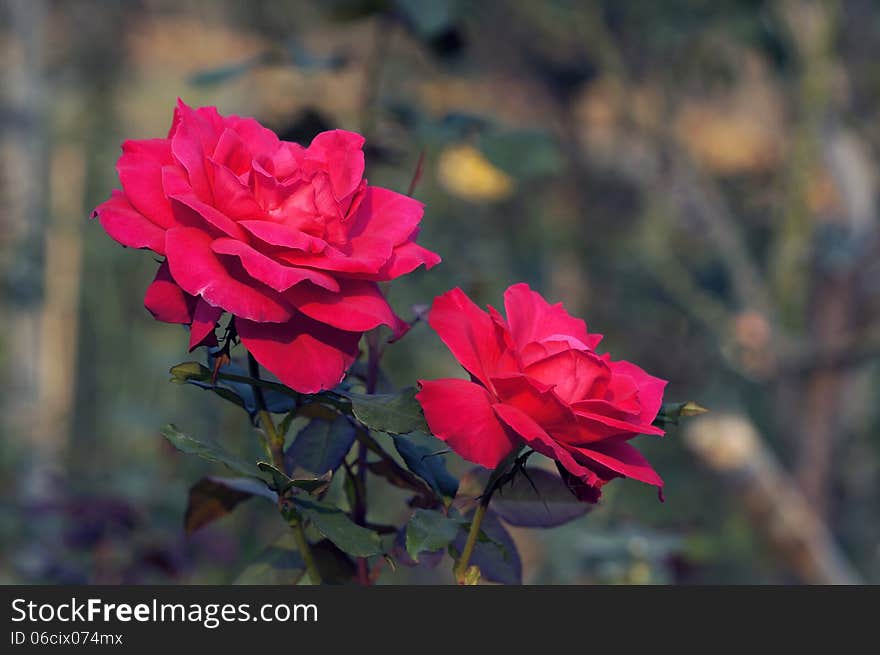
416,284,667,501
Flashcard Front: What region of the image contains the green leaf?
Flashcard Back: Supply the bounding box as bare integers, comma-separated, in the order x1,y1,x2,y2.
491,467,592,528
185,477,276,535
341,387,429,434
170,360,299,417
188,54,266,87
277,410,298,438
289,474,333,495
161,424,262,478
485,447,524,495
480,130,562,179
257,462,292,492
311,539,357,585
209,387,248,410
233,532,305,585
405,509,464,562
292,497,383,558
257,462,331,496
367,458,434,502
170,360,300,399
452,509,521,585
169,361,212,383
460,464,591,528
653,401,709,426
285,415,356,475
392,431,459,498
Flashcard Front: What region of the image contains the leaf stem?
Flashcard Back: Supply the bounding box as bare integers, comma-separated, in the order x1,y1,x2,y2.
453,497,490,585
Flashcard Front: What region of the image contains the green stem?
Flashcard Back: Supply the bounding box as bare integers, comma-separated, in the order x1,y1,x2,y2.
290,516,322,585
453,497,490,584
258,409,284,470
247,353,322,585
353,331,382,585
248,353,285,469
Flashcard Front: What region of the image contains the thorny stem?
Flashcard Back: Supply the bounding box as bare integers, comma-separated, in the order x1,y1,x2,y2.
247,352,322,585
248,352,285,469
354,330,383,585
453,493,492,585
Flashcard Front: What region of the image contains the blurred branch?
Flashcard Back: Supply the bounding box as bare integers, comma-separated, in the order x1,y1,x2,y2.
684,414,862,584
663,148,777,322
776,329,880,377
359,13,395,139
636,201,741,354
770,0,838,324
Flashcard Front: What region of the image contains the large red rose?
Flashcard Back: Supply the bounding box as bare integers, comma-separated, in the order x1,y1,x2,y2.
416,284,667,501
92,99,440,393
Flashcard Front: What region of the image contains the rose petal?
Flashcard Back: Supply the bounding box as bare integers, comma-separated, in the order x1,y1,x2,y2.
285,278,406,336
117,139,175,229
239,219,328,254
492,402,602,487
523,349,611,403
428,288,510,389
503,283,602,356
568,438,664,487
92,190,166,254
224,114,280,158
490,374,572,427
161,165,191,198
417,379,519,469
607,360,667,426
304,130,365,201
238,314,361,394
568,407,665,438
189,298,222,351
170,99,220,202
211,238,340,292
347,187,426,246
169,194,248,240
208,160,264,219
211,128,252,175
277,237,392,274
143,261,195,324
600,371,642,414
165,227,293,323
371,239,442,280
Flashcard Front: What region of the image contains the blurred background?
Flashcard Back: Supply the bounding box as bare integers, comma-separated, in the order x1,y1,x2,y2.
2,0,879,584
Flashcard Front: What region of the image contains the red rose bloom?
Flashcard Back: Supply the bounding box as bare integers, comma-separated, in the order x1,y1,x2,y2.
416,284,666,501
92,99,440,393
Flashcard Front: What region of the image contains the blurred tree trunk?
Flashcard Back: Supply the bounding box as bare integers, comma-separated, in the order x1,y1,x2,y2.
1,0,54,493
37,145,85,461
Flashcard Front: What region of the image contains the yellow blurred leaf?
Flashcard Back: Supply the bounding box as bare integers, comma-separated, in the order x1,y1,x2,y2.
437,144,514,202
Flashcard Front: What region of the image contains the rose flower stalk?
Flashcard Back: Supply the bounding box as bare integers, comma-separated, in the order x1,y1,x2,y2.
417,283,667,503
92,99,439,392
